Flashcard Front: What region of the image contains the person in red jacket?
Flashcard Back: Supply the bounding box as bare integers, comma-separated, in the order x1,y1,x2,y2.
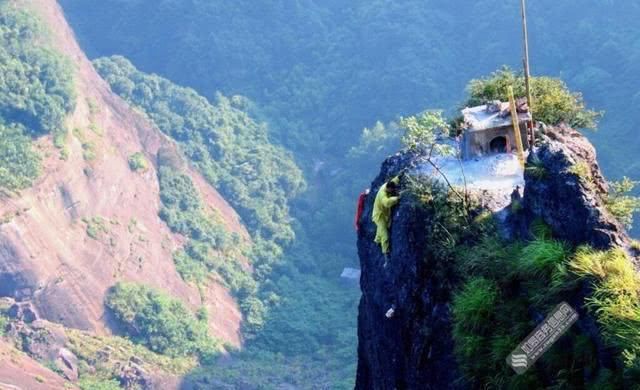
354,189,370,232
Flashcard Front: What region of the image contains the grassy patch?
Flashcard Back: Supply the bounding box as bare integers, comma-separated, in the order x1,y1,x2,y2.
78,377,121,390
530,218,553,240
84,216,108,240
567,161,592,184
67,328,197,376
453,277,498,332
82,141,96,161
128,152,148,172
450,211,634,387
570,248,640,350
517,239,569,277
0,314,8,336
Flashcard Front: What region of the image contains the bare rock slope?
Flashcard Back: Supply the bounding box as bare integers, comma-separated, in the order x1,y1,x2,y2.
0,0,248,348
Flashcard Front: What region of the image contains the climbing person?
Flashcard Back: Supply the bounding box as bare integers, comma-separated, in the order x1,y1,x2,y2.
354,188,370,232
372,176,401,264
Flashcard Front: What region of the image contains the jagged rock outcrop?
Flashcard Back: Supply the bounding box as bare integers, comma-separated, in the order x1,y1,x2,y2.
0,339,75,389
355,127,635,389
524,125,628,250
356,151,463,389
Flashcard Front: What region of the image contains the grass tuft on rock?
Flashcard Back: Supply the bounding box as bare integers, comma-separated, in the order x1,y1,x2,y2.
517,239,569,278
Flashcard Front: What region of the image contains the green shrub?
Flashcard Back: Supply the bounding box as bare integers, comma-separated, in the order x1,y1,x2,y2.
0,123,40,191
53,130,67,149
84,216,107,240
105,282,216,357
82,141,96,161
466,67,601,129
158,167,228,249
53,130,69,160
567,161,593,184
128,152,148,172
605,177,640,228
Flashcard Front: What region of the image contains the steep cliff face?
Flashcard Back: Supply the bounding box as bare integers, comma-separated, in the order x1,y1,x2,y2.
356,151,462,389
523,125,629,250
356,127,638,389
0,0,247,347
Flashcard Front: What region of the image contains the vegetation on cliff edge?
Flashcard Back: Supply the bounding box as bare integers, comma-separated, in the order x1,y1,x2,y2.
406,177,640,388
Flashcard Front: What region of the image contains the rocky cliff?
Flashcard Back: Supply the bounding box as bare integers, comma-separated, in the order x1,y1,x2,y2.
0,0,247,347
0,1,257,386
356,126,639,389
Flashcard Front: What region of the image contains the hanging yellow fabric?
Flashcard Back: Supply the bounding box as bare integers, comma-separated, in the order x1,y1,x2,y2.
508,86,526,168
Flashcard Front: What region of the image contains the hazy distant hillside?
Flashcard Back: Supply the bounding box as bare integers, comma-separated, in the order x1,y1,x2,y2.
60,0,640,174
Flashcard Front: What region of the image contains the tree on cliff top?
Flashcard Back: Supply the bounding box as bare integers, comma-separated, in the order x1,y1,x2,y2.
466,67,602,130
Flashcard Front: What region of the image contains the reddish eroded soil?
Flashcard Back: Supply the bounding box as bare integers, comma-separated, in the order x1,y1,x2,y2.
0,340,74,390
0,0,248,348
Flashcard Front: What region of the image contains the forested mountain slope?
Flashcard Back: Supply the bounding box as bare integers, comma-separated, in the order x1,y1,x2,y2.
0,0,249,345
0,0,320,387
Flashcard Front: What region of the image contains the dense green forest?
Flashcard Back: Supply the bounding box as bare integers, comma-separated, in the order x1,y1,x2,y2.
57,0,640,387
0,1,75,192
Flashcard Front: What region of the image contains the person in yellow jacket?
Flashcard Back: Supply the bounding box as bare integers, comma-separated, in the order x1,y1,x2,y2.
372,176,401,260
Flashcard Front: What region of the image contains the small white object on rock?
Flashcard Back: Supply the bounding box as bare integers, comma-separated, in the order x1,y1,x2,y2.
341,268,361,280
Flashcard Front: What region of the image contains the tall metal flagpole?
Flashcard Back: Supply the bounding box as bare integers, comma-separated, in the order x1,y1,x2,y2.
521,0,534,144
